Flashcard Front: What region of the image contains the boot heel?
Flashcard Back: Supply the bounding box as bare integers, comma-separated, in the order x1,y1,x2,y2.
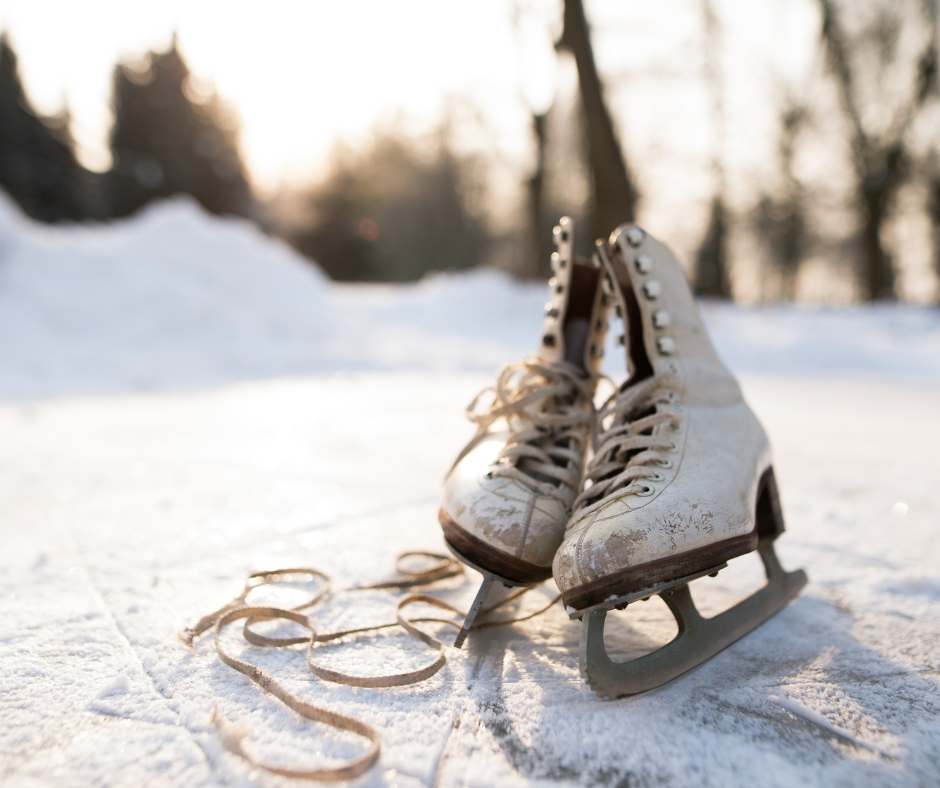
755,466,786,540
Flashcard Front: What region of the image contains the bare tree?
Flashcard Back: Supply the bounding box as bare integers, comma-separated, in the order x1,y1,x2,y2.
693,0,732,298
930,160,940,301
753,100,809,301
556,0,638,242
920,0,940,303
525,112,554,279
818,0,937,300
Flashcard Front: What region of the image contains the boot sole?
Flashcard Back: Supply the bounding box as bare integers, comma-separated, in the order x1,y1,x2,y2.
562,467,785,611
439,508,553,585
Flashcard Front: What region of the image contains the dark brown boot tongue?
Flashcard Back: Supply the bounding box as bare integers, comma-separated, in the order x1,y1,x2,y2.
520,259,600,488
561,260,601,373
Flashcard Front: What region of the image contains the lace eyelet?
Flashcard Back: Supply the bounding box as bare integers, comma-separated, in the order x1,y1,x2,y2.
668,441,678,453
651,472,665,482
483,470,494,479
656,458,673,469
635,485,655,497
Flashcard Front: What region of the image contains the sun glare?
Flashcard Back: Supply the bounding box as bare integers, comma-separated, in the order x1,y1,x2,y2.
0,0,549,193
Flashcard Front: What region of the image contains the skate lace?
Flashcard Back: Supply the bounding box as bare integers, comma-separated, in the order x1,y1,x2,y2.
572,370,681,517
181,554,560,781
451,358,596,504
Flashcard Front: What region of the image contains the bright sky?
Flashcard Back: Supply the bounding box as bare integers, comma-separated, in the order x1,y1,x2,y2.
0,0,825,249
0,0,566,194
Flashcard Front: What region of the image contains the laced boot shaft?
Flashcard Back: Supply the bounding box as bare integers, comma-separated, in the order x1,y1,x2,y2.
441,217,610,585
553,225,773,612
456,358,597,505
573,370,681,516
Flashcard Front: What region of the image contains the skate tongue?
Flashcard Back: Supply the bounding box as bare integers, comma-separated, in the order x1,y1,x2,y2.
561,260,602,374
562,316,590,368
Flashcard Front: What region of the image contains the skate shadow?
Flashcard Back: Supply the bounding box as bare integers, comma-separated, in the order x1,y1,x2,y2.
460,583,940,785
455,589,680,785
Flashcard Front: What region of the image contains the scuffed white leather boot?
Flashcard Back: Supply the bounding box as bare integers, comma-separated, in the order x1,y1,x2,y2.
554,224,806,697
441,217,609,646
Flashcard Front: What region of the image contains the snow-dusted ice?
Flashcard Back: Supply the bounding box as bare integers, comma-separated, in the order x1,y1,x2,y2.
1,195,939,787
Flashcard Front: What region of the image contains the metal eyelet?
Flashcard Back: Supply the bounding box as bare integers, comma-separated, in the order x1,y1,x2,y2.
668,441,678,452
651,472,666,482
656,458,674,469
643,281,662,299
635,254,653,274
657,337,676,355
625,226,645,246
635,484,655,497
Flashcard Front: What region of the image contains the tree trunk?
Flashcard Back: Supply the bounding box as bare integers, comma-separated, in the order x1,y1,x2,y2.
858,147,902,301
928,175,940,304
693,196,730,297
859,183,895,300
693,0,732,299
557,0,638,243
816,0,926,302
526,112,552,280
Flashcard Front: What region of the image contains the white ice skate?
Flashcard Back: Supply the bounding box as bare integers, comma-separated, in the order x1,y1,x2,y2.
553,224,807,698
441,217,610,647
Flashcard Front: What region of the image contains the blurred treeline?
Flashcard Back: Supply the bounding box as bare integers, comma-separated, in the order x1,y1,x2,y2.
269,131,490,282
0,34,251,224
1,0,939,302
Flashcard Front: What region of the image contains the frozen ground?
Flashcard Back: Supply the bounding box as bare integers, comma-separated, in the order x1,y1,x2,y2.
1,196,939,787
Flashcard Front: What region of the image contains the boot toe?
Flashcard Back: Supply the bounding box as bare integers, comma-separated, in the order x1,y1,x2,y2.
443,475,567,576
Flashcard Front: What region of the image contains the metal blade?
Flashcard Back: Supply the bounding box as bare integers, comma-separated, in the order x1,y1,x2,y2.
453,574,495,649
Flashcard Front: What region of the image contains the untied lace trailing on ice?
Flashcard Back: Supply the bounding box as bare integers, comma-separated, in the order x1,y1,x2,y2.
180,552,560,781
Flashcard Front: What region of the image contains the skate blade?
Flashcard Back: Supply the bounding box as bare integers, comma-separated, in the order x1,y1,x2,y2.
453,574,495,649
579,539,808,699
444,541,531,649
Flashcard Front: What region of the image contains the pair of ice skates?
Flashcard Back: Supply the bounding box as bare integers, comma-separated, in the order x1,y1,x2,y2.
441,219,807,699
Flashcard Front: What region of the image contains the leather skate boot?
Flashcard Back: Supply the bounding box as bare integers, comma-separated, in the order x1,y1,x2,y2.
441,217,610,647
554,224,806,697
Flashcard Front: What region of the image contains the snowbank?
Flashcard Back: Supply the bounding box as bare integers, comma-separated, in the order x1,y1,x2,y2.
1,191,938,400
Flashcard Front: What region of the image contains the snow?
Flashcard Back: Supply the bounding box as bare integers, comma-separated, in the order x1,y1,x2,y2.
2,193,939,400
1,194,939,787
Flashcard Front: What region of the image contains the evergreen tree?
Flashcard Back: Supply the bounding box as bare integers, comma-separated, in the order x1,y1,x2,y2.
0,34,88,222
106,36,252,218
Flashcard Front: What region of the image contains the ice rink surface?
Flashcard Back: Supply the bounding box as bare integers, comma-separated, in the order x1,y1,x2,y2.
1,197,939,786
